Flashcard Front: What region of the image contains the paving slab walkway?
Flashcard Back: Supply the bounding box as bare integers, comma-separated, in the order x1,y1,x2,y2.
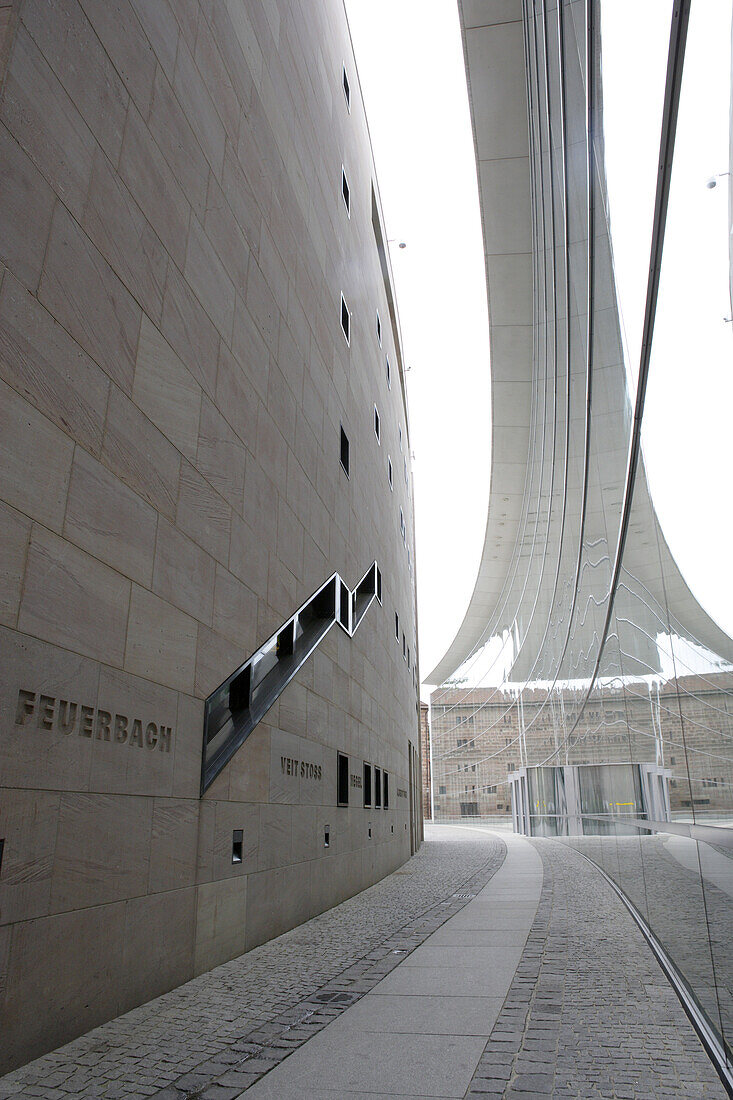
0,826,505,1099
1,826,727,1099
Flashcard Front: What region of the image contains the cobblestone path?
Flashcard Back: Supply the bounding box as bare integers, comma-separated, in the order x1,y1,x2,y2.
466,838,727,1099
0,827,505,1099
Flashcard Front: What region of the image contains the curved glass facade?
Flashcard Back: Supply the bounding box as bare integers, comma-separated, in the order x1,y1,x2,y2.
430,0,733,1074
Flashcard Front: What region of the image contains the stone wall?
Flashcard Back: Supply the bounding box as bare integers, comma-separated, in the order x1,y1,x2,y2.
0,0,420,1071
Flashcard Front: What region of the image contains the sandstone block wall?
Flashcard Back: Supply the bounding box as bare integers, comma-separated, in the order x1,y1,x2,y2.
0,0,420,1071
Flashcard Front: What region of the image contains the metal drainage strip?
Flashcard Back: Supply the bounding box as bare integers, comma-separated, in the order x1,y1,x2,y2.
452,892,476,900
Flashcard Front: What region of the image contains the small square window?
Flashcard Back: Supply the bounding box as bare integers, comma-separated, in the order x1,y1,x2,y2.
340,293,350,344
388,456,393,489
341,166,350,215
395,611,399,640
376,310,382,346
340,425,350,477
386,355,391,389
342,64,350,110
374,405,380,443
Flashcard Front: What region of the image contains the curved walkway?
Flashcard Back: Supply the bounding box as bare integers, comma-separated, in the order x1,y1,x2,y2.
0,826,726,1098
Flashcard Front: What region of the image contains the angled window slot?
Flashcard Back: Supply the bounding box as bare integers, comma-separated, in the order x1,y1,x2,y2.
340,425,350,477
228,664,252,719
374,405,380,442
386,355,391,389
341,165,350,215
277,621,295,659
342,63,350,110
352,561,377,631
376,567,382,604
395,611,399,640
340,293,350,344
339,579,351,632
376,310,382,345
388,456,393,490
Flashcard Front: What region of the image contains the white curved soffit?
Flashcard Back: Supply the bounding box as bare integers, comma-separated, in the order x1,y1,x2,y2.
428,0,733,684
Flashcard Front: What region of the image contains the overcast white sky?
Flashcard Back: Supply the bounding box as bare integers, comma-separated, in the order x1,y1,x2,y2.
344,0,733,690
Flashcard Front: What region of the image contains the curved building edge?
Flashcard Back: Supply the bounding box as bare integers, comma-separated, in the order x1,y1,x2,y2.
0,0,421,1073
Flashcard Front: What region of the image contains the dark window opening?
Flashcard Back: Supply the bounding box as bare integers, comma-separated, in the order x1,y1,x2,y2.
383,770,389,809
324,825,330,848
374,766,382,807
363,761,372,807
439,785,446,795
376,310,382,345
376,566,382,604
460,802,479,817
341,166,350,214
232,829,243,864
337,752,349,806
340,425,350,477
374,405,380,442
388,456,393,489
342,64,350,109
340,294,350,343
395,611,399,640
402,631,406,659
386,355,391,388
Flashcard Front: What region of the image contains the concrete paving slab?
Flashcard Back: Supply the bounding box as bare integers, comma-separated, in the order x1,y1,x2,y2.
427,927,529,947
322,993,506,1036
243,1031,488,1097
400,944,525,971
373,963,519,997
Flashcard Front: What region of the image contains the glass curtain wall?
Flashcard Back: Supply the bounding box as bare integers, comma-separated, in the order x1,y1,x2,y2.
430,0,733,1072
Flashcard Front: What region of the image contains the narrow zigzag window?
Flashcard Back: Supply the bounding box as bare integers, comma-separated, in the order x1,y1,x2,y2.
341,165,350,215
374,405,380,443
342,63,350,110
376,310,382,346
340,294,350,344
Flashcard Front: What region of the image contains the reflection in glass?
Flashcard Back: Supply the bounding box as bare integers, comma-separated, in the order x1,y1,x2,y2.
428,0,733,1076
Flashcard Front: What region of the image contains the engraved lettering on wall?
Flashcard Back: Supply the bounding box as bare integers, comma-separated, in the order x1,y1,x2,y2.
14,689,174,752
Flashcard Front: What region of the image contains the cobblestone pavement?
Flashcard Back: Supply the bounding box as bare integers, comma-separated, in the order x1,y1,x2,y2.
466,838,727,1099
0,827,506,1099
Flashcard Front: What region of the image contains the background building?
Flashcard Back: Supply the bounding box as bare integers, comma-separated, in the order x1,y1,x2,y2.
0,0,421,1072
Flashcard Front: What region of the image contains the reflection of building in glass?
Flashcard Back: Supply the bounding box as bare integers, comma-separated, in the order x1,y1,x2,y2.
427,0,733,1076
432,673,733,821
419,701,432,820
